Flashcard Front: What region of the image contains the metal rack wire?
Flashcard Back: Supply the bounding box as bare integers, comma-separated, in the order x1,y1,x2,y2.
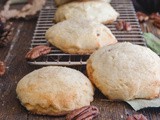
28,0,145,66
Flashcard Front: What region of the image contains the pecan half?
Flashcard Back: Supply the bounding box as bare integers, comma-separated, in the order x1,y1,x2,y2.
116,20,124,31
150,12,160,20
136,12,149,22
66,106,99,120
116,20,132,31
126,114,148,120
0,61,6,76
153,22,160,29
153,15,160,29
124,22,132,31
25,45,51,60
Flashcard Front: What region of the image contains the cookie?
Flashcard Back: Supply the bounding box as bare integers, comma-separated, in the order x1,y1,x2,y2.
45,19,117,54
55,0,112,6
87,42,160,100
54,1,119,24
16,66,94,115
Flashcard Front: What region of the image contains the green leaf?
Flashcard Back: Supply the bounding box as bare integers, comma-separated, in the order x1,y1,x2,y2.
143,32,160,55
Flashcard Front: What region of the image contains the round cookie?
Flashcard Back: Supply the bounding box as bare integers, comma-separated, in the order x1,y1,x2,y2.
54,1,119,24
87,42,160,101
55,0,111,6
45,19,117,54
16,66,94,116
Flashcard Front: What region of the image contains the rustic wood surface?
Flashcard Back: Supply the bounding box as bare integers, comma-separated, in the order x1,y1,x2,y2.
0,3,160,120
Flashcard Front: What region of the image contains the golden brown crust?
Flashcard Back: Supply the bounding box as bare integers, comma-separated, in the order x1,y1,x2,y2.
86,42,160,101
87,59,112,99
55,0,111,6
102,19,115,25
54,1,119,24
56,42,100,55
86,60,94,84
27,105,69,116
46,19,117,55
16,66,94,116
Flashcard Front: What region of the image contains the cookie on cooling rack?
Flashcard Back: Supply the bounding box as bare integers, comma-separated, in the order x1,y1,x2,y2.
16,66,94,116
45,19,117,54
54,1,119,24
55,0,111,6
87,42,160,101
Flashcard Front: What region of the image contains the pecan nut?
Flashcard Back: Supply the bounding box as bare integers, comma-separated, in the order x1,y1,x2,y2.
0,61,6,76
136,12,149,22
150,12,160,20
153,22,160,29
25,45,51,60
116,20,124,31
153,15,160,28
116,20,132,31
66,106,99,120
126,114,148,120
0,21,13,47
124,22,132,31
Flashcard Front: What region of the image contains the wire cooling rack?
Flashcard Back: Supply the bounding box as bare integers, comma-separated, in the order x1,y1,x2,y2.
28,0,146,66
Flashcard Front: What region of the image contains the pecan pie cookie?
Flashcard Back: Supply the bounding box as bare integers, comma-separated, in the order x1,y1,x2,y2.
55,0,112,6
54,1,119,24
16,66,94,116
87,42,160,101
45,19,117,54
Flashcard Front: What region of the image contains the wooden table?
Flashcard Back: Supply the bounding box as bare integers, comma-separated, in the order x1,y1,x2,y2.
0,4,160,120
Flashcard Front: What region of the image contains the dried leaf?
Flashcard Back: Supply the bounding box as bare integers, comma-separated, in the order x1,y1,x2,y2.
126,98,160,111
25,45,51,60
0,0,46,20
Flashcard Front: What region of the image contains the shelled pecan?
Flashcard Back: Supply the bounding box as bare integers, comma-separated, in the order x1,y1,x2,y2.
136,12,149,22
153,23,160,29
153,15,160,29
150,12,160,20
0,61,6,76
116,20,132,31
126,114,148,120
25,45,51,60
124,22,132,31
66,106,99,120
116,20,124,31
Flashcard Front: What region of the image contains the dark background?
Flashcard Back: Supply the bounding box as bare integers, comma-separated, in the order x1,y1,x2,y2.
132,0,160,14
